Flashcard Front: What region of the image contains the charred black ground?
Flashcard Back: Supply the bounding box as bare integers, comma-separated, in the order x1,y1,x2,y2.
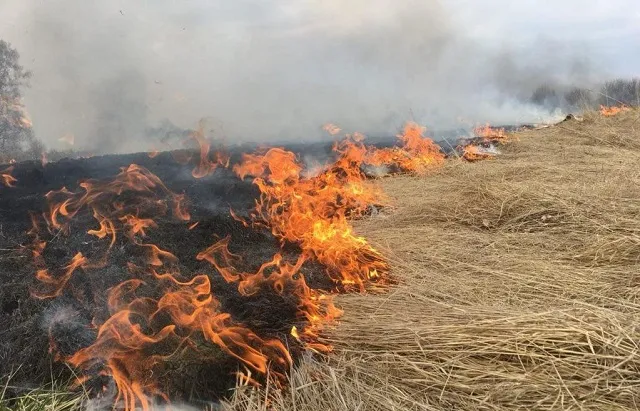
0,145,325,402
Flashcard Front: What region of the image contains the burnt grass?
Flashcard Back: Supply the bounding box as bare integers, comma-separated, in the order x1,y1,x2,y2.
0,134,466,405
0,146,338,405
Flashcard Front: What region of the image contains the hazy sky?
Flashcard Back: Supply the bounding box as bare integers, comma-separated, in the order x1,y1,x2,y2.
1,0,638,152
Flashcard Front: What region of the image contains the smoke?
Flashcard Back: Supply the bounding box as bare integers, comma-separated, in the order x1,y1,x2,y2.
85,397,206,411
91,70,149,154
0,0,635,154
41,304,95,357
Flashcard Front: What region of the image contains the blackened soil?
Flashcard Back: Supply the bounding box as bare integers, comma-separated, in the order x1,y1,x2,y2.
0,148,334,404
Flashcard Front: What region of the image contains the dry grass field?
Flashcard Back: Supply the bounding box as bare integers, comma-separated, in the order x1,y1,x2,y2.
3,109,640,410
226,109,640,411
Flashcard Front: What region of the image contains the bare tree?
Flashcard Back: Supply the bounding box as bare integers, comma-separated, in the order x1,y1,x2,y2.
0,40,40,163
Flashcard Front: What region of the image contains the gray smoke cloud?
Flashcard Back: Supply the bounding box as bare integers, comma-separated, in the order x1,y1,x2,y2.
1,0,638,154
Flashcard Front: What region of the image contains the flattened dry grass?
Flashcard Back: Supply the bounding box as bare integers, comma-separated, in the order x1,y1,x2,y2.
225,109,640,410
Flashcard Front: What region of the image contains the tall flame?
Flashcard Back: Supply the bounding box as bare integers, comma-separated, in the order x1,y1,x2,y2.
234,145,388,291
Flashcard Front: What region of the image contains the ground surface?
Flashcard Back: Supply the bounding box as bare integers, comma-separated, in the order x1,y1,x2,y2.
225,110,640,410
0,147,333,403
3,110,640,410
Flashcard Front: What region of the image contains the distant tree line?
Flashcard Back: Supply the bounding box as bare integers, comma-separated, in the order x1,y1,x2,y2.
0,39,196,165
530,78,640,111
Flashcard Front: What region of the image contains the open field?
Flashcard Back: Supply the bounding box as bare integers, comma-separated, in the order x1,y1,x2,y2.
3,109,640,410
225,109,640,410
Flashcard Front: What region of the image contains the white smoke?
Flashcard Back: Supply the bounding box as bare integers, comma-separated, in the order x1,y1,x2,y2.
0,0,637,154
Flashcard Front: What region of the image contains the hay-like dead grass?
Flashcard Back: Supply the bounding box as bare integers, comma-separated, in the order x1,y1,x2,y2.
224,109,640,410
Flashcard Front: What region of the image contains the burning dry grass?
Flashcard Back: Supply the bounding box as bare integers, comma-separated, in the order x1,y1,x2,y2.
224,109,640,410
3,109,640,410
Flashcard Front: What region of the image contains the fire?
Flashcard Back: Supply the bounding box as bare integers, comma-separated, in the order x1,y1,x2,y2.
457,124,510,161
30,164,292,410
27,120,499,409
33,164,191,299
197,238,342,351
190,121,229,179
290,326,300,340
462,144,494,162
474,123,508,142
20,115,33,128
234,145,388,291
366,123,445,173
1,166,17,187
43,164,190,234
33,252,88,299
231,122,444,293
600,105,630,117
67,272,291,410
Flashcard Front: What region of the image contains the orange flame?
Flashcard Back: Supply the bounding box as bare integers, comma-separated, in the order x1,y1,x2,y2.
68,273,291,410
190,121,229,179
461,144,495,161
33,164,191,300
27,119,503,409
474,123,507,142
600,105,630,117
234,144,388,291
198,238,341,351
1,166,17,187
30,164,295,410
232,122,442,291
20,116,33,128
366,122,445,173
33,252,88,299
44,164,190,234
1,96,32,129
456,123,510,162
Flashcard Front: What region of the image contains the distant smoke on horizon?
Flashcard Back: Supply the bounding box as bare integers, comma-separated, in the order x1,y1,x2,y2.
1,0,638,154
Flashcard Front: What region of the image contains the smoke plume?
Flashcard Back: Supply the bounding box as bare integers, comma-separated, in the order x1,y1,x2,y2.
1,0,636,154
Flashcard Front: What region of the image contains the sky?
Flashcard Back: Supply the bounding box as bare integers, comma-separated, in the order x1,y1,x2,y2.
1,0,638,153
